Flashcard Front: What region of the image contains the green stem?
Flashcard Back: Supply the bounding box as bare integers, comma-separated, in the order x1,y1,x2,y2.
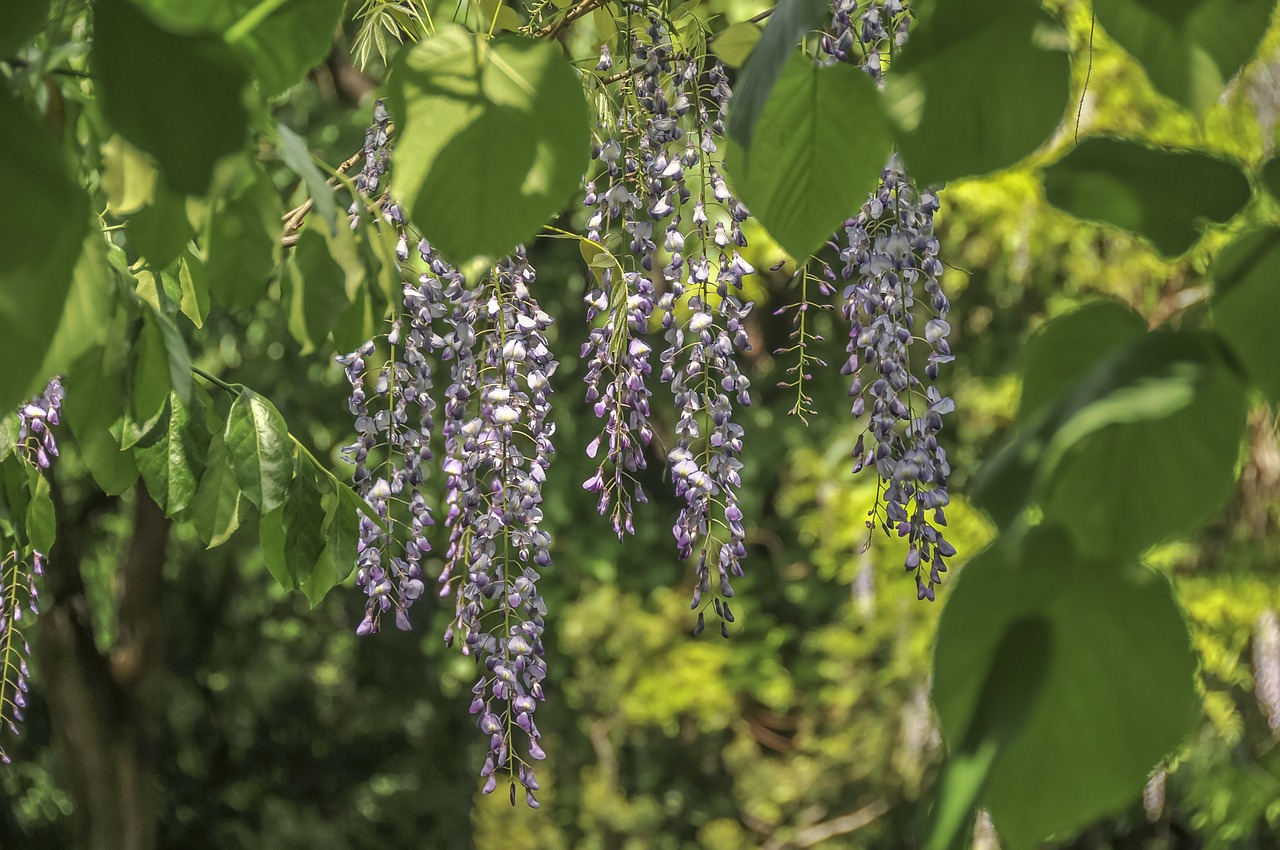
225,0,291,44
191,366,239,397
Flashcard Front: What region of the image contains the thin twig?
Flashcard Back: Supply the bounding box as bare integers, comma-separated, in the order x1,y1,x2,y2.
761,800,890,850
280,125,393,243
1074,10,1095,143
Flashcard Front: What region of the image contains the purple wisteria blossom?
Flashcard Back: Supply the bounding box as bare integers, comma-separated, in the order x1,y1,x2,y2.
438,250,556,806
339,100,557,803
824,0,956,601
580,12,756,633
1,378,63,764
338,193,435,635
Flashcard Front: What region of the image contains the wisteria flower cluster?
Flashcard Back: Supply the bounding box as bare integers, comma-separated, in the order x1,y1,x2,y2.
339,102,555,804
334,0,957,802
1,379,64,764
823,0,957,602
580,11,755,635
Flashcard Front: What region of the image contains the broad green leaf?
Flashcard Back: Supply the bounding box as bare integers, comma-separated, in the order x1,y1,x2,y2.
275,122,339,235
94,0,249,194
924,617,1052,850
134,388,212,516
0,415,19,461
189,430,243,548
303,480,359,607
122,309,173,448
25,468,55,554
0,0,51,56
1211,226,1280,403
711,21,762,69
1094,0,1274,113
155,307,192,404
100,134,157,216
223,0,347,95
933,528,1200,849
728,53,892,261
0,90,90,413
885,0,1071,186
224,389,293,512
972,331,1249,558
1041,138,1251,257
175,247,210,329
332,285,376,355
389,25,592,265
204,161,283,311
284,454,329,598
33,232,116,396
726,0,829,148
475,0,522,32
0,456,31,549
1017,300,1147,423
285,226,353,353
360,219,401,306
64,345,139,496
259,504,291,589
129,186,195,269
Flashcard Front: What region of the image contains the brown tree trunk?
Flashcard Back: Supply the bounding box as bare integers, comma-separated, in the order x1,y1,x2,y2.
37,485,169,850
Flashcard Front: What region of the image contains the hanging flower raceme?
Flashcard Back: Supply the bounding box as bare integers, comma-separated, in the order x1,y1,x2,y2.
824,0,957,602
577,11,757,632
1,378,64,764
338,101,436,636
439,250,556,807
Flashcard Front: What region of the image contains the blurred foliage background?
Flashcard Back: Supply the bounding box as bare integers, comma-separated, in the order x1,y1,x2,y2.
2,0,1280,847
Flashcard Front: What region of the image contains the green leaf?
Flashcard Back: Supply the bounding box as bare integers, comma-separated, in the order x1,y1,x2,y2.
884,0,1071,186
64,344,140,496
727,53,892,261
134,388,212,516
225,0,346,95
933,528,1200,849
33,232,116,396
223,389,293,512
129,186,195,269
1041,137,1251,257
1211,226,1280,403
389,25,592,265
189,430,243,548
0,415,20,462
285,226,354,353
1094,0,1274,113
122,308,174,448
924,617,1052,850
711,21,762,69
475,0,522,33
100,134,157,216
25,468,55,554
304,479,358,607
972,331,1249,558
259,503,291,589
204,161,283,310
725,0,829,149
275,122,339,235
175,247,210,329
284,453,329,598
332,285,376,355
0,90,90,413
93,0,249,195
0,456,31,549
0,0,51,56
1017,300,1148,423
